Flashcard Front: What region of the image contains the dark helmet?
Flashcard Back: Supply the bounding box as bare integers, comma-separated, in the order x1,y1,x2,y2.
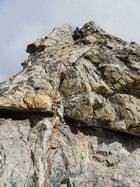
76,27,79,30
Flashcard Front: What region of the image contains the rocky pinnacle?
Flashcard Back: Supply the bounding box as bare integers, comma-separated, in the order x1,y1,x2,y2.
0,21,140,187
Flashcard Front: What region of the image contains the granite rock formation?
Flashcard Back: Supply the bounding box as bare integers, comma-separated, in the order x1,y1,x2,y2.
0,21,140,187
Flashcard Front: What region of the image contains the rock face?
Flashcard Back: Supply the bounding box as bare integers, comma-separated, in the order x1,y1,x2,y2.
0,21,140,187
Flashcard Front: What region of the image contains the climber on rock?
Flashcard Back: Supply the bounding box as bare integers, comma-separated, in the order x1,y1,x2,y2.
72,27,83,44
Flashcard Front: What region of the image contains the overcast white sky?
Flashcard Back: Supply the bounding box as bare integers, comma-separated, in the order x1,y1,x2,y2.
0,0,140,82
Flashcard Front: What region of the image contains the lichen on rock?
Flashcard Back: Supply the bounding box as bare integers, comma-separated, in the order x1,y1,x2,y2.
0,21,140,187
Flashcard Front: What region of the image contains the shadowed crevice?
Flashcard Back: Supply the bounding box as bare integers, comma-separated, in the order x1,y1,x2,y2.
0,109,54,127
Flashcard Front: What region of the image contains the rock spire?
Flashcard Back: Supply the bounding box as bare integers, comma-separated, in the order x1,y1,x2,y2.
0,21,140,187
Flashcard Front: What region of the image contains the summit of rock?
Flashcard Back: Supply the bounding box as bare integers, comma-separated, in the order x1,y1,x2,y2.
0,21,140,136
0,21,140,187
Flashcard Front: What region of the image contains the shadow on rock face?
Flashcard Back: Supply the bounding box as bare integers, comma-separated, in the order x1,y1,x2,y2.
64,116,140,153
0,109,53,128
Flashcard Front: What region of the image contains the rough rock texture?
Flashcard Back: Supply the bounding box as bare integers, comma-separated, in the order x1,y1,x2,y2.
0,21,140,187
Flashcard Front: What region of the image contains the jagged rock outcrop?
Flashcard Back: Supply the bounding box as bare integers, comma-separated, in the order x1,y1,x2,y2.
0,21,140,187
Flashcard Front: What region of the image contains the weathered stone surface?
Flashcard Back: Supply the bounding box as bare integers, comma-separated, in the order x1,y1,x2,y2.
0,117,140,187
0,21,140,186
